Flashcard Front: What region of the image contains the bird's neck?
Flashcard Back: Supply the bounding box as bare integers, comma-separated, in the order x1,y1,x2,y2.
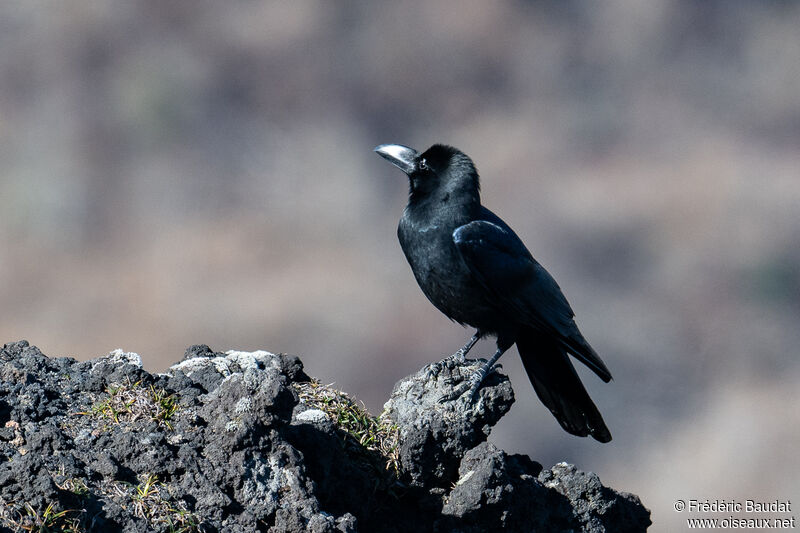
404,188,480,229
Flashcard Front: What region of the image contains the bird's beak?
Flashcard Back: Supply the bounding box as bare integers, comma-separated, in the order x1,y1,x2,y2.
374,144,419,175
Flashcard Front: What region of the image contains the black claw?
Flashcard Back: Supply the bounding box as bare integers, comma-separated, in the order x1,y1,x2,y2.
424,365,440,379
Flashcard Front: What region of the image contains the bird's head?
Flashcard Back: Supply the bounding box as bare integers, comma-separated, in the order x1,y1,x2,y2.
374,143,480,203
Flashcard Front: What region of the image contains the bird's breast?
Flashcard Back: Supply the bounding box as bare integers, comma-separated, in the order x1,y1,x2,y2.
397,217,503,331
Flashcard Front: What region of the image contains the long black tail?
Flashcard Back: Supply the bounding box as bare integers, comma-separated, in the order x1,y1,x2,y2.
517,329,612,443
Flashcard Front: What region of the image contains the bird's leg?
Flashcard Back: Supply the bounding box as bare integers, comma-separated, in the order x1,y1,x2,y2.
449,331,481,365
425,331,481,379
465,346,506,400
439,343,510,403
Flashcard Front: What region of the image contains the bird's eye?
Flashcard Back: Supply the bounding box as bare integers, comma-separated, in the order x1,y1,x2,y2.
419,158,429,171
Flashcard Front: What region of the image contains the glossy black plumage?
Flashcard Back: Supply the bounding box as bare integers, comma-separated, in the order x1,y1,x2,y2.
375,143,612,442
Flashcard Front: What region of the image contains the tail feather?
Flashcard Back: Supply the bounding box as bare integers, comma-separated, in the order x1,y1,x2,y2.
561,331,612,383
517,330,612,443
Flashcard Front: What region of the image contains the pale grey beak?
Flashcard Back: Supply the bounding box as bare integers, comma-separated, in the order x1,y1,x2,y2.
374,144,419,175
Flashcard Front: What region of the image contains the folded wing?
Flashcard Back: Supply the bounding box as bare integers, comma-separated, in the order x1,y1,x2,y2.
452,217,612,382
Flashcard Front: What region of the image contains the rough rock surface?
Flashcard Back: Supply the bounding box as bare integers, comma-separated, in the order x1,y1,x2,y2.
0,340,650,532
382,360,515,488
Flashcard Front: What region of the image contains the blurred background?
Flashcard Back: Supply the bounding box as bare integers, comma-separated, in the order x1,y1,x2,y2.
1,1,798,529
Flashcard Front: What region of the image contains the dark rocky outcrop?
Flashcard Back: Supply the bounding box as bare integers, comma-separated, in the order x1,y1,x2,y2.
0,340,650,532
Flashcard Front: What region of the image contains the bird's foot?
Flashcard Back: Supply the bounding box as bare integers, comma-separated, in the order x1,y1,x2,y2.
437,362,501,404
437,383,468,403
424,349,467,379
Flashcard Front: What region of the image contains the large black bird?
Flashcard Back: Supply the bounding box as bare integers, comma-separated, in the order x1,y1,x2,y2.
374,143,612,442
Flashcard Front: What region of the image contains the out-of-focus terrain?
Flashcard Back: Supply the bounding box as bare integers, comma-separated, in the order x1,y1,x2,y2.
1,2,798,529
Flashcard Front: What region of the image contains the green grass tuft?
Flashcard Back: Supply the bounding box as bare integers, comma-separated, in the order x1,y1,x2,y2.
76,379,180,430
2,502,85,533
293,380,401,477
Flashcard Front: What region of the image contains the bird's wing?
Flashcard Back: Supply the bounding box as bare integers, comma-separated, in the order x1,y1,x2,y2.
452,219,612,382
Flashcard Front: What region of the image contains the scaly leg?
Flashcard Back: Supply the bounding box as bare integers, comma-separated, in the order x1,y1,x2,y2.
439,341,510,403
425,331,481,379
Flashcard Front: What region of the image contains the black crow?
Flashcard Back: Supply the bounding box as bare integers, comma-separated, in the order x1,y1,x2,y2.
374,143,612,442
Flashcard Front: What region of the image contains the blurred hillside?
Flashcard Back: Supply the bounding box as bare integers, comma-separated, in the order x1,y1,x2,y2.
1,1,798,530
